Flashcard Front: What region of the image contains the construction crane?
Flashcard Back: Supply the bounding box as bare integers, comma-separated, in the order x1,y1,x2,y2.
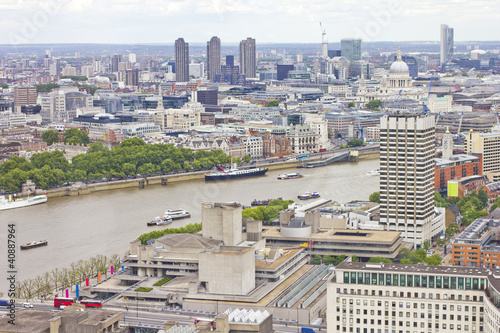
390,89,403,112
319,22,326,43
457,112,464,135
355,102,364,141
422,72,435,115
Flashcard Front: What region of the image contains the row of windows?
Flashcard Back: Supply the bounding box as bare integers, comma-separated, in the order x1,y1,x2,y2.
342,271,488,290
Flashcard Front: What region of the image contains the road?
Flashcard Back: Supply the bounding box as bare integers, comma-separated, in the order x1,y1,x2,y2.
0,305,325,332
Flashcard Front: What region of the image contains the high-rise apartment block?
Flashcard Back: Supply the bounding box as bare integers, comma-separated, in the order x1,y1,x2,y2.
14,86,37,111
111,54,122,73
207,36,221,81
440,24,454,66
226,55,234,67
340,38,362,62
125,69,139,86
379,115,437,245
239,37,256,78
175,38,190,82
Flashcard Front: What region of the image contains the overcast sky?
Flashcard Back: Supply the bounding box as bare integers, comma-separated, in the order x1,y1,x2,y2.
1,0,498,45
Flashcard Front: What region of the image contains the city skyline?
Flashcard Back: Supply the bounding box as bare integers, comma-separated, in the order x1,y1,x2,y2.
2,0,499,45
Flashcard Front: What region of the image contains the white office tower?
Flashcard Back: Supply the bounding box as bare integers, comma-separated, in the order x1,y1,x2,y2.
379,114,436,246
440,24,454,65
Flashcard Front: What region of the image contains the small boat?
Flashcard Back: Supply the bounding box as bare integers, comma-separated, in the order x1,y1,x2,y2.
366,169,380,176
297,192,320,200
251,199,272,206
147,217,173,226
20,240,48,250
277,173,303,180
164,209,191,220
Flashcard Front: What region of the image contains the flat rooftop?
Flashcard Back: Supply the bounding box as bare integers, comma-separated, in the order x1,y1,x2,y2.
255,248,303,270
0,309,53,333
435,154,479,168
336,261,500,277
262,227,401,244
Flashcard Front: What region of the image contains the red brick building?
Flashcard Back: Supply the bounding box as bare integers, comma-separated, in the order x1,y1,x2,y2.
481,182,500,201
434,154,482,191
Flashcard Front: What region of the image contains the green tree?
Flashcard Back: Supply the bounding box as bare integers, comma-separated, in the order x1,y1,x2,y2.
0,84,8,89
365,100,382,111
267,100,280,107
477,188,488,209
87,142,108,153
422,239,431,252
369,191,380,203
437,238,446,247
41,130,60,146
243,155,251,163
347,139,364,147
235,157,242,165
424,254,442,266
400,258,411,264
122,163,136,176
36,83,59,93
351,255,359,262
347,102,355,108
434,191,450,208
63,128,89,145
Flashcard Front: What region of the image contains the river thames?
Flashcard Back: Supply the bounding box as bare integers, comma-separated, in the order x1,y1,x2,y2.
0,158,380,293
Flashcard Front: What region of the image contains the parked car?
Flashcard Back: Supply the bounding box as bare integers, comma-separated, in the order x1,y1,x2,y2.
23,303,33,308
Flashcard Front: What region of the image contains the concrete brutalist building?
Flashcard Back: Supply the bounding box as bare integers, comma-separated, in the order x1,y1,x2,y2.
0,305,123,333
118,202,328,324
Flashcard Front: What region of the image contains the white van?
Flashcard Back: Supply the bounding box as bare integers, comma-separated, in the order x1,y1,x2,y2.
23,302,33,308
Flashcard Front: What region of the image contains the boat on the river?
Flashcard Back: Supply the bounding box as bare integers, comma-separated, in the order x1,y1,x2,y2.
0,194,47,211
205,164,268,181
277,173,303,180
147,217,173,226
366,169,380,176
20,240,48,250
297,192,320,200
164,209,191,220
251,199,272,206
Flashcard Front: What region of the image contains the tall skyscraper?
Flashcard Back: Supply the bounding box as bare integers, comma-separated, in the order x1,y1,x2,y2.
111,54,122,73
125,69,139,86
440,24,454,66
340,38,362,62
225,55,234,68
379,114,436,246
175,38,189,82
207,36,221,81
239,37,256,78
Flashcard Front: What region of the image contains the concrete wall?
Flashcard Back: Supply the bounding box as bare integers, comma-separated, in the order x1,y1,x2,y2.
202,203,242,246
281,225,312,238
304,210,320,232
198,248,255,295
247,220,263,241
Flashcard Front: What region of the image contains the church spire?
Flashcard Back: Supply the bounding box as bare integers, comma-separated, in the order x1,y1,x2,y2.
157,84,164,111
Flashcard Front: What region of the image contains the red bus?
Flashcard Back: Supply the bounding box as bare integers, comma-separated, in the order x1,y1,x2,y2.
319,148,326,152
54,297,75,308
80,300,102,308
194,317,214,326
